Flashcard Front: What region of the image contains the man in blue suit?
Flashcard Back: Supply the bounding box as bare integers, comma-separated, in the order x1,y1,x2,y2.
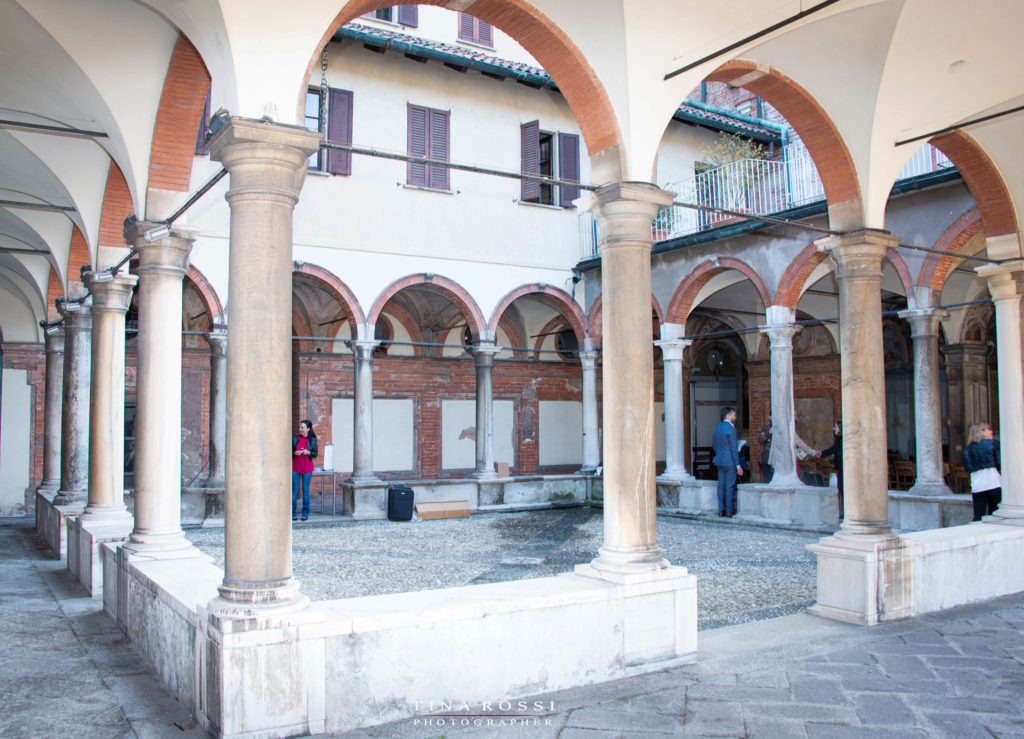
712,407,744,517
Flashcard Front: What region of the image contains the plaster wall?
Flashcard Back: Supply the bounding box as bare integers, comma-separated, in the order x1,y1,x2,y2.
331,397,415,474
441,398,514,470
0,368,31,513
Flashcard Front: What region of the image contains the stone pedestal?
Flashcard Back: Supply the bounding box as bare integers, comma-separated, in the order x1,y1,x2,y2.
899,308,952,496
655,337,694,482
206,118,321,615
587,182,674,576
205,326,227,488
579,345,601,472
472,343,500,479
760,307,801,489
977,261,1024,523
68,273,137,596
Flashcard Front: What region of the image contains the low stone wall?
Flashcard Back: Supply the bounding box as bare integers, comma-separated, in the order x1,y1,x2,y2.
888,491,973,530
34,490,83,559
104,538,697,737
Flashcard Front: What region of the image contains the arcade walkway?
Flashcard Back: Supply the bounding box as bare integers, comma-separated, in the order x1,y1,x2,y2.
2,514,1022,737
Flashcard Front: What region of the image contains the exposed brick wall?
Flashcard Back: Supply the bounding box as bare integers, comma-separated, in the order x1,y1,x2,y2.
148,35,211,192
918,208,984,292
311,0,621,159
931,130,1016,238
1,343,46,501
98,163,135,249
295,352,597,479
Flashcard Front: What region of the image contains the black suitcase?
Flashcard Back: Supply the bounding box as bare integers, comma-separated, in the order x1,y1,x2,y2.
387,484,414,521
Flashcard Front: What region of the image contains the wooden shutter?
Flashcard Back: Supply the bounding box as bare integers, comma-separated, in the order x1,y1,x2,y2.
558,132,581,207
520,121,540,201
407,104,428,187
326,88,353,175
458,12,476,41
427,108,450,190
478,19,493,47
397,5,418,27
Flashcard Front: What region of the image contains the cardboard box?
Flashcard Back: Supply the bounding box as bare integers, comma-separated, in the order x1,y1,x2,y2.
415,501,471,520
493,461,510,478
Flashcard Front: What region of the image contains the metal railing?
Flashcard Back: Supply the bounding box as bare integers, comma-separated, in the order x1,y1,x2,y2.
578,143,956,260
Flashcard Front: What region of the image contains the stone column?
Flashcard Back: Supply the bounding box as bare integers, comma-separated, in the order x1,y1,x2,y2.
37,329,64,494
54,296,92,506
941,343,991,463
472,342,500,479
819,230,899,539
81,273,137,522
121,222,198,555
759,307,801,488
976,261,1024,522
585,182,674,575
351,339,381,483
205,326,228,488
899,308,951,496
579,345,601,472
655,337,694,481
207,119,321,609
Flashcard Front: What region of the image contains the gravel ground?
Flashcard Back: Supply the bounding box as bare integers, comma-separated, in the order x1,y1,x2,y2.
185,507,819,631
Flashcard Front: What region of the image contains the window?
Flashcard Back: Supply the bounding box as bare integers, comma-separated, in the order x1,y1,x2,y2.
520,121,580,207
362,6,418,26
305,87,354,174
407,104,450,190
458,12,492,47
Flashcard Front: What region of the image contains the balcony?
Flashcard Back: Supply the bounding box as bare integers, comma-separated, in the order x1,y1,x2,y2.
579,143,955,261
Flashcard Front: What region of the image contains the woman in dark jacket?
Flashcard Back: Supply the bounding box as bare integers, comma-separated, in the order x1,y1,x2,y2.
963,422,1001,521
292,420,318,521
817,421,843,520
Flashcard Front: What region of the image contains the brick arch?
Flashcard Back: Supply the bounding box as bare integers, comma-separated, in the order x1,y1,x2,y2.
147,35,211,193
184,265,224,325
293,262,366,329
930,130,1016,238
306,0,621,160
586,293,663,341
368,273,486,337
488,283,586,343
291,305,314,352
774,242,827,309
665,257,770,324
706,60,860,222
98,162,134,251
917,210,985,293
885,248,914,298
50,226,91,306
496,314,528,359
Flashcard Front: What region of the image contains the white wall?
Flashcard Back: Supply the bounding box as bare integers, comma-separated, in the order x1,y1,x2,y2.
331,397,415,473
0,368,31,514
441,398,514,470
538,400,581,466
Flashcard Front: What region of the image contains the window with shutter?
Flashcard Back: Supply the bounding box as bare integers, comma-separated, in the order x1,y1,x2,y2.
397,5,418,27
520,121,540,201
304,89,323,170
407,104,450,190
457,12,493,47
520,123,582,208
363,8,393,22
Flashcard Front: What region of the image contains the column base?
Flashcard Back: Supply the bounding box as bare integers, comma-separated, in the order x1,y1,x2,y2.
907,480,953,497
68,513,132,597
656,469,695,483
472,469,499,480
122,530,196,557
767,472,803,489
984,505,1024,524
835,517,895,538
806,531,910,625
52,490,86,507
586,544,670,576
208,578,310,625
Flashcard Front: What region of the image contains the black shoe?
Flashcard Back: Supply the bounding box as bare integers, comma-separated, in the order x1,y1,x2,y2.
292,516,297,521
718,510,726,517
726,512,736,518
301,517,308,521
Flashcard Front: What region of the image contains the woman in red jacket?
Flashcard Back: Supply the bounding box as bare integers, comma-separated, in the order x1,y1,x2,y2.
292,420,318,521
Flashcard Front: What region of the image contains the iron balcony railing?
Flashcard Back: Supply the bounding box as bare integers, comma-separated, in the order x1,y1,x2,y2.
579,143,955,260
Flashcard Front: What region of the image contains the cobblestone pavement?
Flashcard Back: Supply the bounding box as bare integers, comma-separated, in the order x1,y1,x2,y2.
185,507,820,631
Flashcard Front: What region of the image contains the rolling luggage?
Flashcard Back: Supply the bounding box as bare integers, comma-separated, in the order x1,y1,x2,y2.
387,484,414,521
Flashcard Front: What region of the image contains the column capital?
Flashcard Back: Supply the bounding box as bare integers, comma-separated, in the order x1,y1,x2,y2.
816,229,901,280
83,272,137,313
578,349,599,368
758,322,800,349
44,328,65,354
352,339,379,360
898,308,948,338
56,297,92,326
593,182,674,253
207,326,228,355
125,220,197,276
654,338,691,362
471,341,501,365
976,259,1024,302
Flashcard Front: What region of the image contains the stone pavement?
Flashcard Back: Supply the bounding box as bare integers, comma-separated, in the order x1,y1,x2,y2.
3,513,1024,738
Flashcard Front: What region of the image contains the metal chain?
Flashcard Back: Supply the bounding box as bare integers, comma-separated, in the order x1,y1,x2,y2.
319,46,329,135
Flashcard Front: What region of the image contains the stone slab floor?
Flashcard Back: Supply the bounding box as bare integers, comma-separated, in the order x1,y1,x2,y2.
3,510,1023,737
